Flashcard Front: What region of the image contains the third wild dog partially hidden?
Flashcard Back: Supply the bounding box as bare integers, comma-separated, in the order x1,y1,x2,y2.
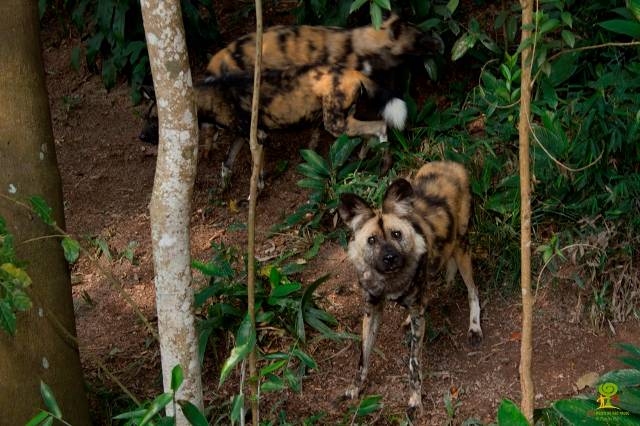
206,15,444,79
139,65,406,188
338,161,483,417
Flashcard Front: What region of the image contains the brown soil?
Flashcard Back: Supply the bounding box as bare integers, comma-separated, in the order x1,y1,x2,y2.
40,15,639,426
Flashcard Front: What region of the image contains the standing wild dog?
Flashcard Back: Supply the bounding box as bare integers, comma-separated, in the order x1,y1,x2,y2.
139,65,406,188
206,15,444,79
338,161,483,417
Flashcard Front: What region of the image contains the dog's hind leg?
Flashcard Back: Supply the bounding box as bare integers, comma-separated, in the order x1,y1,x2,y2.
221,137,245,190
454,244,483,347
407,304,426,418
345,301,383,400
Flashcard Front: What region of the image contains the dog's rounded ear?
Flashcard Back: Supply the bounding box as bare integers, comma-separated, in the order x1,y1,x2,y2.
339,193,374,232
382,178,414,216
381,13,400,38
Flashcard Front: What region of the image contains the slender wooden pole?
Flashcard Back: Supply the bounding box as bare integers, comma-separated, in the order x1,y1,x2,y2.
246,0,264,424
518,0,534,420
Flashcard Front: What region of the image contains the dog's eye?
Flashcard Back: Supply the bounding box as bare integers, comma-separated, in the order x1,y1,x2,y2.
367,236,376,245
391,230,402,240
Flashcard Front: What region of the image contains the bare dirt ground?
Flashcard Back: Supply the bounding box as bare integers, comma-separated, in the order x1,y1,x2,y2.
41,18,639,426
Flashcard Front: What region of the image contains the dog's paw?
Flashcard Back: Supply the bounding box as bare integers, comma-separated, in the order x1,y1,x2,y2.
344,384,360,400
468,327,483,348
406,394,423,421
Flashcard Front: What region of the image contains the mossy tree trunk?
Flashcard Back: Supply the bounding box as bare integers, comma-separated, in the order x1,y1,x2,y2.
140,0,203,423
0,1,90,424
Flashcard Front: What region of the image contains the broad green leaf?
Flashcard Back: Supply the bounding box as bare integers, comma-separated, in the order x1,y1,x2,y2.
112,409,147,420
269,283,302,300
451,33,477,61
297,162,329,180
552,399,615,425
598,369,640,388
561,11,573,28
191,259,233,278
629,0,640,22
297,178,326,191
418,18,440,31
330,136,361,170
620,357,640,370
599,19,640,38
561,30,576,48
618,343,640,358
356,395,383,416
304,233,325,260
197,327,212,365
284,368,301,392
268,267,283,287
40,381,62,418
539,18,560,34
260,360,287,377
177,400,208,426
0,300,16,335
424,58,438,81
139,392,174,426
219,316,256,386
293,348,317,369
230,394,244,425
171,365,184,392
497,399,528,425
12,290,32,311
446,0,459,14
29,196,55,226
349,0,367,14
25,411,50,426
372,0,390,11
261,374,286,393
370,2,382,30
61,238,80,263
94,238,112,261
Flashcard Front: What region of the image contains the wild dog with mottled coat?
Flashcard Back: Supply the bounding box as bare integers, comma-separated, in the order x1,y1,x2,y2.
206,15,444,79
338,161,483,417
139,65,407,187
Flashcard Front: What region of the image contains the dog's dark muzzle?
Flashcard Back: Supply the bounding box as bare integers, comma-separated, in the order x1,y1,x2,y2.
376,245,405,273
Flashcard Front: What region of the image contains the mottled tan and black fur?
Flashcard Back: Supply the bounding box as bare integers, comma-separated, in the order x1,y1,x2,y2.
139,65,406,188
338,161,483,417
206,15,443,78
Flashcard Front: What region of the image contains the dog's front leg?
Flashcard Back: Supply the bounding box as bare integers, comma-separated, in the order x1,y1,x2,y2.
407,304,426,418
346,300,383,400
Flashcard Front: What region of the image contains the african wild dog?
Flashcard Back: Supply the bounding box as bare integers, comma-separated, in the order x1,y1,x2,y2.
205,15,444,79
139,65,407,188
338,161,483,417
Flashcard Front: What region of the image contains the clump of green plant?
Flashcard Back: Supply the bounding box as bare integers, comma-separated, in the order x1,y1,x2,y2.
0,216,33,336
39,0,219,103
192,241,344,424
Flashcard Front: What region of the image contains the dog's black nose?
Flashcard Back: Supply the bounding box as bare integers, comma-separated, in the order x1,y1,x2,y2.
383,253,397,266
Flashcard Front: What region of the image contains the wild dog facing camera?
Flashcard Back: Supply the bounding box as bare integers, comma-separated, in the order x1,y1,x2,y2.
338,161,483,417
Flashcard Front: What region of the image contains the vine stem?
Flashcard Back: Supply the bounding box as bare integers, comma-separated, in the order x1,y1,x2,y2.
518,0,535,420
246,0,264,424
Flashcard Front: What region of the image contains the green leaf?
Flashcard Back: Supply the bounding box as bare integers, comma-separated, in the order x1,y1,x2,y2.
629,0,640,22
219,315,256,386
29,196,55,226
418,18,440,31
561,30,576,48
539,18,560,34
40,381,62,418
284,368,301,392
261,374,286,392
551,399,604,425
297,178,326,191
94,237,112,261
139,392,174,426
70,46,81,71
61,238,80,264
269,283,302,300
171,365,184,392
618,343,640,358
620,357,640,370
329,135,361,170
424,58,438,81
12,290,32,311
349,0,368,14
112,409,148,420
177,400,208,426
599,19,640,38
372,0,390,11
293,348,317,369
1,263,32,286
446,0,459,14
618,387,640,415
598,369,640,387
355,395,383,416
269,267,282,287
0,300,16,335
230,394,244,425
297,163,329,180
102,58,117,90
25,411,50,426
561,11,573,28
304,233,325,260
38,0,47,19
197,327,212,365
370,2,382,29
451,33,477,61
260,360,287,377
497,399,528,425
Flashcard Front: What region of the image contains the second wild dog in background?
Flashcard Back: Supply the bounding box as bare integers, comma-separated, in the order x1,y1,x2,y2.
338,161,483,418
139,65,406,189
